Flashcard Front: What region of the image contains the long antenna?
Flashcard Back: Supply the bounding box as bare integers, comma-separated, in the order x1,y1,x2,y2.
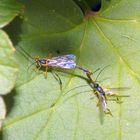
27,61,37,71
16,46,34,60
95,65,110,82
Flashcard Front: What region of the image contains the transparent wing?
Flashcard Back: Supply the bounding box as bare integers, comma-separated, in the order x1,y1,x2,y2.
103,87,130,104
47,54,76,69
51,54,76,61
104,87,130,91
103,87,130,96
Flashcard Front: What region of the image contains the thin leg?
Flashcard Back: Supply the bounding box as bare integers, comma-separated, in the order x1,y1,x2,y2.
34,64,41,73
104,108,113,116
51,71,62,90
105,91,124,103
44,66,48,78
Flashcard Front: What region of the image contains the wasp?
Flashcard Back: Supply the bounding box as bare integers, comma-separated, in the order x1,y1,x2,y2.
86,67,130,116
17,46,91,89
64,66,129,116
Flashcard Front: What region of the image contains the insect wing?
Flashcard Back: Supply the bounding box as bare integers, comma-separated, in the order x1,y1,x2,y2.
103,87,130,96
97,94,106,124
51,54,76,61
98,94,107,112
62,54,76,61
47,54,76,69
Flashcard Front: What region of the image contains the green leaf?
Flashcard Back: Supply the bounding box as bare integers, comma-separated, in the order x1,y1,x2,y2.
0,0,23,28
0,0,21,129
2,0,140,140
0,30,18,95
0,29,18,129
0,96,6,128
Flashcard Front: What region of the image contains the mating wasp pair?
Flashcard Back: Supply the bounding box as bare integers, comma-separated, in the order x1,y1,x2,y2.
17,46,129,116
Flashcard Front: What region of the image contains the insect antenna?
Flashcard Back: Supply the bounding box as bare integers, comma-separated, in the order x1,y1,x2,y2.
95,65,110,82
96,77,111,84
16,46,34,62
16,48,32,63
27,61,37,71
16,46,38,71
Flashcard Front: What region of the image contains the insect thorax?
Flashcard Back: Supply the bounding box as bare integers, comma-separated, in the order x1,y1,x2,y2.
38,59,47,66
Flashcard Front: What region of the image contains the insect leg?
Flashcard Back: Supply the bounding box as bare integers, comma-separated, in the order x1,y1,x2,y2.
105,91,124,103
51,71,62,90
34,64,42,73
45,66,48,78
95,91,113,116
104,108,113,116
